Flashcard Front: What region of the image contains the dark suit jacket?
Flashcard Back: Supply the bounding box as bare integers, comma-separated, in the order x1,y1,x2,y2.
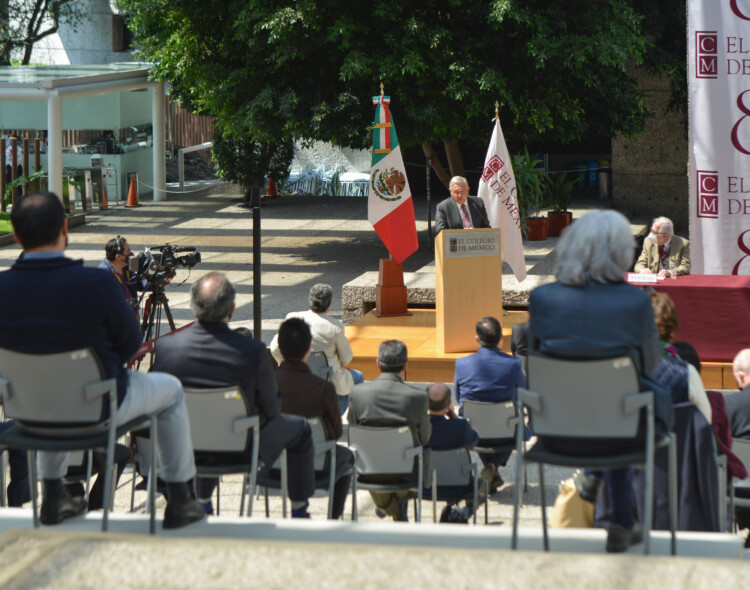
529,280,672,429
0,255,140,405
427,415,479,450
435,196,490,235
152,321,281,427
724,386,750,439
276,360,342,440
348,372,431,445
454,346,525,408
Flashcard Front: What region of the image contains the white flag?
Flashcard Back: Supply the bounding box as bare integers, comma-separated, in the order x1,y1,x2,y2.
477,119,527,282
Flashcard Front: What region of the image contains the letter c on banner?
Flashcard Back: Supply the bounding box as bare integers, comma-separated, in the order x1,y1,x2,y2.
732,229,750,275
731,90,750,155
731,0,750,20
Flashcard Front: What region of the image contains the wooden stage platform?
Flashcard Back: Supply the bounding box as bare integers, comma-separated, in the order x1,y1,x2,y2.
345,309,736,389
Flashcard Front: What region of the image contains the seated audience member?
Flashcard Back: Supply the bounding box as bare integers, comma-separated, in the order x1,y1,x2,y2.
151,272,315,518
0,191,204,528
528,209,672,553
275,317,354,520
724,348,750,540
672,341,747,481
348,340,431,522
426,382,479,523
649,292,711,422
271,284,364,415
454,316,524,491
634,216,690,277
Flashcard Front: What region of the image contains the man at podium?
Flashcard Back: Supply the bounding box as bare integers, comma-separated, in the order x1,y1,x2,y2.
435,176,490,234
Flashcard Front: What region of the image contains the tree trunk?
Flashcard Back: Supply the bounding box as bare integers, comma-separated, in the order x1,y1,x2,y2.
421,142,451,189
444,138,465,179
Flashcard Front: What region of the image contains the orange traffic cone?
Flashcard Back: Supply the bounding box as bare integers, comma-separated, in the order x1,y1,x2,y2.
265,177,278,197
125,176,140,207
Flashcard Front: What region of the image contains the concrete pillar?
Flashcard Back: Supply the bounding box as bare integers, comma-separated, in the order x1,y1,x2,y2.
47,94,63,200
151,81,166,201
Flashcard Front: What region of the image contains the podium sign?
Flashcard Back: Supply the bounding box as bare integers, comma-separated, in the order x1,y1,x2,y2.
436,228,503,353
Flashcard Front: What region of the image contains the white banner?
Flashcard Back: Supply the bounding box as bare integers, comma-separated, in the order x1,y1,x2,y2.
477,119,527,282
689,0,750,274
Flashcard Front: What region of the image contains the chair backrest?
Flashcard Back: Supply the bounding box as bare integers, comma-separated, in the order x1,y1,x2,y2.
348,425,419,476
184,386,254,453
431,448,473,487
462,400,517,439
523,354,643,438
307,351,332,382
308,416,329,471
732,438,750,488
0,347,111,427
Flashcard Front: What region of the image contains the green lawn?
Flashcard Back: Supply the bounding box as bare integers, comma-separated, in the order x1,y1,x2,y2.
0,213,11,236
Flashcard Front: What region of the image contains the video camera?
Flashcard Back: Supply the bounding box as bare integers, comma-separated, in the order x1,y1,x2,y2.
129,243,201,290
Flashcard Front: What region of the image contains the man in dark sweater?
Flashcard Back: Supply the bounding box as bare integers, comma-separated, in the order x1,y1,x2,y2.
0,191,204,528
275,317,354,519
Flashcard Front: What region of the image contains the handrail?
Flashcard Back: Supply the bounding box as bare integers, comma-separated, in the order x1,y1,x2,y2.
178,141,213,192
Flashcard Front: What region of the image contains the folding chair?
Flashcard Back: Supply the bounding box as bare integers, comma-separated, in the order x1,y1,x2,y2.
258,417,354,519
307,351,333,382
462,399,526,489
184,386,260,516
348,424,424,522
512,354,677,555
0,347,158,533
426,447,487,524
730,438,750,532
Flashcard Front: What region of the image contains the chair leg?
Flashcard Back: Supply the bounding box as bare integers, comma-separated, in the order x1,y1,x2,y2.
28,451,39,529
216,478,221,516
239,474,248,517
432,470,437,524
0,449,7,508
84,449,94,509
264,487,270,518
539,464,549,551
280,450,288,519
668,435,678,556
129,462,137,512
352,477,358,522
484,480,489,525
148,420,158,535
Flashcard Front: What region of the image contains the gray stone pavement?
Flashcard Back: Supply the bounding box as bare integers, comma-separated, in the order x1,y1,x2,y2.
0,184,747,587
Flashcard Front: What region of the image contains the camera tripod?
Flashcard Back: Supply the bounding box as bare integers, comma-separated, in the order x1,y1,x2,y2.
131,284,176,370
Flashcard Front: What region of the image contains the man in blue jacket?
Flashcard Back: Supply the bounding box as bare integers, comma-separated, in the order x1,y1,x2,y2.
454,316,525,491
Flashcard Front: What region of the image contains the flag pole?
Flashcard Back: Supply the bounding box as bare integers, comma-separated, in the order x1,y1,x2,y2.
494,101,499,121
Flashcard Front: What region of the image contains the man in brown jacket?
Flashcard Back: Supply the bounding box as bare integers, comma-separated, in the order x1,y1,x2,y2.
275,317,354,519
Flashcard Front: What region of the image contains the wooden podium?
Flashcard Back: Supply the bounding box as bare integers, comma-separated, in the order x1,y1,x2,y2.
435,228,503,353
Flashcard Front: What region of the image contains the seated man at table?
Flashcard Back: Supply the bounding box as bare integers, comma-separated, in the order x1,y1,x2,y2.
634,216,690,277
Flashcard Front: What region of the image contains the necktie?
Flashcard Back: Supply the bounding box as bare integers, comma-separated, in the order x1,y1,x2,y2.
660,245,669,270
460,203,472,229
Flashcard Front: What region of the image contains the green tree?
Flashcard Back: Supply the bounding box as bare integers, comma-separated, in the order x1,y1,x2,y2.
0,0,83,65
211,128,294,201
119,0,683,188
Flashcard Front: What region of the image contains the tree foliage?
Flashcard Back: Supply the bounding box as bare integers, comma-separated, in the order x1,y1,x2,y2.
211,128,294,198
0,0,83,65
120,0,684,185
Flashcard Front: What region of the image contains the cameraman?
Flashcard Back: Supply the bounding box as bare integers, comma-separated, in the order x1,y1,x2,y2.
98,236,143,315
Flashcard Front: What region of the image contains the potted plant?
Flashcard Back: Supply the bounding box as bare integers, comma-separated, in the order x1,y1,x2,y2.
546,171,576,237
513,148,550,241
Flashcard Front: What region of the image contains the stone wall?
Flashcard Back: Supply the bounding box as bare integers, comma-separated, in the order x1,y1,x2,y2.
612,73,689,234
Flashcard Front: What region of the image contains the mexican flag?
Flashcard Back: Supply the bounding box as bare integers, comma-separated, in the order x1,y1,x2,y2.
368,94,418,263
